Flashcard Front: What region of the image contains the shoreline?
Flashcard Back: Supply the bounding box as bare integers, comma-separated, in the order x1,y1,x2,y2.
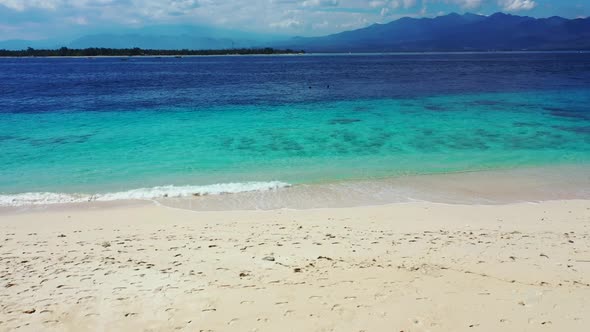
2,164,589,213
1,200,589,331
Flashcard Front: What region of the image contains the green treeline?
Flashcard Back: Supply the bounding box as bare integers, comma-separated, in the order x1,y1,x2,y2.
0,47,305,57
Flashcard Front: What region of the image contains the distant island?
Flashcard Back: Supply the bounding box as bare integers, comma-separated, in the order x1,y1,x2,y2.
0,47,304,57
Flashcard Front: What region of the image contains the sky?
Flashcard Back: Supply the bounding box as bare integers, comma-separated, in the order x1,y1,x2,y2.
0,0,588,41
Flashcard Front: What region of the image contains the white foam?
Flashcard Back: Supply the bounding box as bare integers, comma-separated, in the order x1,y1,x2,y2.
0,181,291,207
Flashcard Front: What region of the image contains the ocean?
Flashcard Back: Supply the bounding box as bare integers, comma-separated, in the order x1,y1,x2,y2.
1,52,589,208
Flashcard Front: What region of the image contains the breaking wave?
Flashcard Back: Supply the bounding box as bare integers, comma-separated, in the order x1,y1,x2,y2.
0,181,291,207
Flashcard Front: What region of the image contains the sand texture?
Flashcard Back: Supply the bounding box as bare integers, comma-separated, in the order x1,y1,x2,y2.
1,201,589,331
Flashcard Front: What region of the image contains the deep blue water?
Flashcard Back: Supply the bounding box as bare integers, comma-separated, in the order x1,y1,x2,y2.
2,53,589,113
0,53,589,205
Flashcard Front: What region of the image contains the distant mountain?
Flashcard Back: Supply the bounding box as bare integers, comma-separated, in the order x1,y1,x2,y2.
2,13,589,52
68,34,237,50
67,24,281,50
0,39,60,50
278,12,590,52
0,24,285,51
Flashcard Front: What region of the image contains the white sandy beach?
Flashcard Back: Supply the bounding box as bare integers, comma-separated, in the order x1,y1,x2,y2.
1,200,589,331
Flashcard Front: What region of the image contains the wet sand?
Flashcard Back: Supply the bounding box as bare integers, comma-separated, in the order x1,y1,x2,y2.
159,165,590,211
1,200,589,331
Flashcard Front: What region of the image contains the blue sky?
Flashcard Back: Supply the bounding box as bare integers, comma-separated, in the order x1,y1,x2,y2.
0,0,588,40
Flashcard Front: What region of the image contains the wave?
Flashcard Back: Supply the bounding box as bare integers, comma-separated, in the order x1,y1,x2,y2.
0,181,291,207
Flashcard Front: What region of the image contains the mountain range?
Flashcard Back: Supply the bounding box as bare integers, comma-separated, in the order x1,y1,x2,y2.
1,12,589,52
281,12,590,52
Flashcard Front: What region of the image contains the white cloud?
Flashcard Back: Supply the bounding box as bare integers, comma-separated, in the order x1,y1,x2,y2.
453,0,483,9
0,0,567,40
370,0,418,17
66,16,88,25
302,0,339,7
0,0,425,38
369,1,386,8
498,0,536,11
402,0,416,8
270,18,304,29
0,0,61,11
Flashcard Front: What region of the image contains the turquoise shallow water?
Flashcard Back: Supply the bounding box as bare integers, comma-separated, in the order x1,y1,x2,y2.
1,89,589,201
0,54,589,206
